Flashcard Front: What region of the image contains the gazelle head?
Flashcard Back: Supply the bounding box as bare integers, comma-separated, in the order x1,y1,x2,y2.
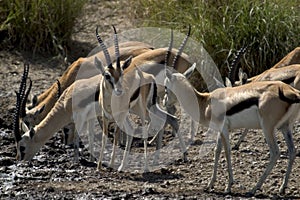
162,26,194,109
94,26,132,97
225,46,248,87
13,63,41,161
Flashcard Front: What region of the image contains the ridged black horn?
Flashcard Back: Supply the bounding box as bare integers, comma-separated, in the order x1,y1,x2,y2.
112,25,121,70
13,91,22,142
228,46,248,84
171,25,191,70
56,79,61,100
165,29,174,68
96,26,113,69
20,78,32,118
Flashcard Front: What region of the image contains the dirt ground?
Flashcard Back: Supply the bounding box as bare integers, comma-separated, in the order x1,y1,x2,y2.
1,0,300,199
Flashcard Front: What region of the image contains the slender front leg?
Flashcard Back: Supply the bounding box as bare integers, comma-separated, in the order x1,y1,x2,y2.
221,128,234,194
153,129,163,165
279,126,296,195
97,119,109,170
73,129,79,163
142,125,149,172
189,120,198,144
109,126,120,168
118,116,134,172
88,119,95,162
207,132,223,191
118,133,133,172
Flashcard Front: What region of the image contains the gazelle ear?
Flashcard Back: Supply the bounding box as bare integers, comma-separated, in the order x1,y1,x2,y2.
21,122,29,133
32,95,38,107
225,77,232,87
242,72,248,84
34,104,45,115
122,56,133,70
183,63,196,78
238,68,244,82
94,57,105,74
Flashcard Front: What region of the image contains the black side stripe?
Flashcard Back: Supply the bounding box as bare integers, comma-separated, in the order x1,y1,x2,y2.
281,76,295,85
151,82,158,106
226,97,259,116
278,88,300,104
78,88,100,108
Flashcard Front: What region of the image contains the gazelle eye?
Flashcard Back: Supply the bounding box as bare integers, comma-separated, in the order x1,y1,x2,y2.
20,146,25,152
104,74,111,80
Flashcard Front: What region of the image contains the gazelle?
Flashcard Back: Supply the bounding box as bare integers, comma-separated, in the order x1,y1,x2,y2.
164,64,300,195
226,47,300,150
14,68,103,162
94,26,197,172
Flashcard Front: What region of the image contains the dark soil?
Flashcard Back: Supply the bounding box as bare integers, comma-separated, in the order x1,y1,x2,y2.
1,1,300,199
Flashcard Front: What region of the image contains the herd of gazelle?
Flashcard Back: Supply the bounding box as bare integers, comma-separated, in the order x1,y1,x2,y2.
11,25,300,195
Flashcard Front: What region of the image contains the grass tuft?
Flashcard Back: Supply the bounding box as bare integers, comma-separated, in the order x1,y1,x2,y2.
0,0,85,55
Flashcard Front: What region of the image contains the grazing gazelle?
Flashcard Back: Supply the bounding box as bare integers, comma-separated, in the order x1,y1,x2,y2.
14,65,104,162
164,63,300,195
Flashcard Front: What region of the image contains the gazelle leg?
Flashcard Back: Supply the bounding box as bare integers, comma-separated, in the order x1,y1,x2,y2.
189,120,198,143
73,129,79,163
118,116,134,172
221,128,234,194
207,132,223,190
88,119,95,162
248,126,279,195
118,133,133,172
109,126,120,168
153,129,163,165
279,125,296,195
232,128,249,150
97,119,109,170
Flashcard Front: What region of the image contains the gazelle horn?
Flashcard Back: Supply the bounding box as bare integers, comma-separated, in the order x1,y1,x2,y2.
228,46,248,84
165,29,174,79
96,26,113,69
14,63,30,142
112,25,121,71
56,79,61,100
171,25,191,70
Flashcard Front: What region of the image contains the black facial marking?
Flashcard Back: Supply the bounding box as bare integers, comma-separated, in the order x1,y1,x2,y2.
226,97,259,116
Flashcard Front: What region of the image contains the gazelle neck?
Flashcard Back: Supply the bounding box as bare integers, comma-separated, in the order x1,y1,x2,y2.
33,94,71,143
172,78,210,125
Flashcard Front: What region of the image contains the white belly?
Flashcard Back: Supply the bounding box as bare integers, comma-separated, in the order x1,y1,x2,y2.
226,106,261,129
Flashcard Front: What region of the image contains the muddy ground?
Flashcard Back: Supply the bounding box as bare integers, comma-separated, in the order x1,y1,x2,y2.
1,0,300,199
